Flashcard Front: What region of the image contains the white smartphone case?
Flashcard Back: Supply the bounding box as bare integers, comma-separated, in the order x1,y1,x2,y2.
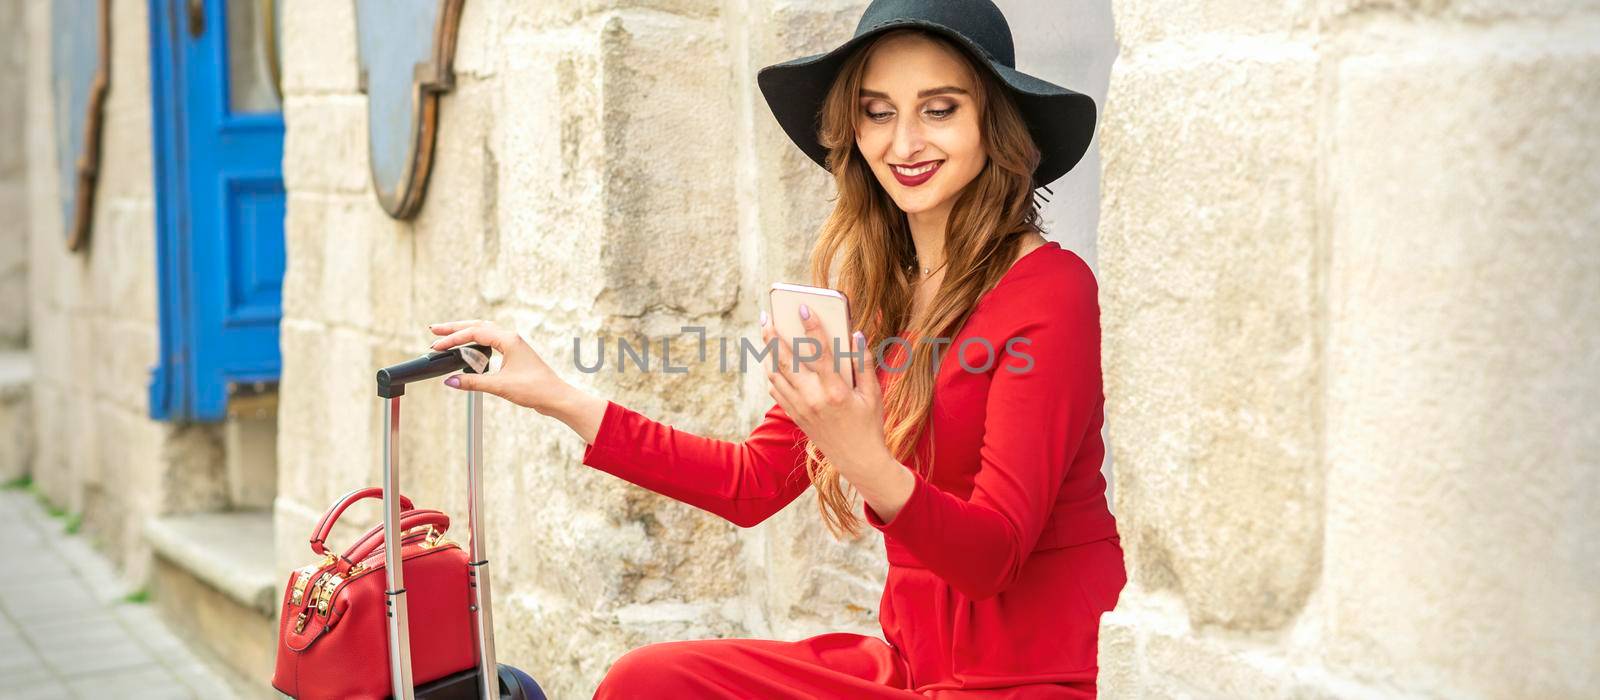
769,282,855,389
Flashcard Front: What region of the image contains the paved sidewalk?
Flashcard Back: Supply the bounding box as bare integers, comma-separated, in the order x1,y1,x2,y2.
0,488,246,699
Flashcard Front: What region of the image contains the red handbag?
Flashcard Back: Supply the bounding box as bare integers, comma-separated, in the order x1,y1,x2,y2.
271,487,477,699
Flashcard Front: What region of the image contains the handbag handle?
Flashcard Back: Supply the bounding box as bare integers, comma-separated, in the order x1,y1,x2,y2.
337,508,450,565
309,487,416,556
336,509,452,575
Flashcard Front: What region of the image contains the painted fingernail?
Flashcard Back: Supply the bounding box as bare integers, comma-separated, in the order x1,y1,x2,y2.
799,304,810,321
445,376,461,388
759,310,769,327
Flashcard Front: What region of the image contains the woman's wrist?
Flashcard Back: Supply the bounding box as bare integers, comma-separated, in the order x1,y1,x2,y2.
852,452,916,524
538,384,608,445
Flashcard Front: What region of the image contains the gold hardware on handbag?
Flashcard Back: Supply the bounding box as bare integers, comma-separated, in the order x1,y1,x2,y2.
315,573,344,616
290,565,320,606
306,571,332,614
419,524,443,549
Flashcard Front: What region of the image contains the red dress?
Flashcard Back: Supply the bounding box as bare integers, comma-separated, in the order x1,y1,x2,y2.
582,241,1126,698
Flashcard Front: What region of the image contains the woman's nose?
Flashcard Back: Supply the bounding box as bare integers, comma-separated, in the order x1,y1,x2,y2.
892,117,926,161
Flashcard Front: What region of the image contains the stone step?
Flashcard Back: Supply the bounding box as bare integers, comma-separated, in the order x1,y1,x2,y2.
144,509,282,698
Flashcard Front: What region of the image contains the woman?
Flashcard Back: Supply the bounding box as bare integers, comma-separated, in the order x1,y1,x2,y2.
429,0,1124,696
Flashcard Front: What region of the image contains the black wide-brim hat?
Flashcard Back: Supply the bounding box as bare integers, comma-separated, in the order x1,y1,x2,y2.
756,0,1097,189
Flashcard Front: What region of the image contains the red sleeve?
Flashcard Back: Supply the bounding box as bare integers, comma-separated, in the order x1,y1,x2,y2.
580,399,813,528
863,266,1103,600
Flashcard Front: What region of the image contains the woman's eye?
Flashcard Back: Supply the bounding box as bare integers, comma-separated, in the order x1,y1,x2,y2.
864,106,956,122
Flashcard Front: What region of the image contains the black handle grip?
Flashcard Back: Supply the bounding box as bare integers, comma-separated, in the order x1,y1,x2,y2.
376,344,493,398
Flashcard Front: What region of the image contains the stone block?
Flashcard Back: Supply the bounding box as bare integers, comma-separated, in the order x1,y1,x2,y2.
450,1,502,79
1098,45,1323,631
279,193,326,322
357,206,420,343
25,307,66,390
224,412,278,510
150,556,277,689
1323,40,1600,698
511,1,722,32
279,0,360,95
88,1,154,201
95,118,155,203
272,321,328,451
107,0,151,99
282,95,372,195
0,0,23,180
0,351,33,482
1320,0,1600,21
0,185,27,347
408,76,496,327
495,592,633,699
96,0,157,200
27,383,65,495
89,317,157,415
154,423,227,515
44,236,91,318
760,501,886,639
747,2,861,292
761,0,870,63
282,192,413,333
275,321,379,511
88,200,157,325
1096,605,1143,699
86,404,165,575
1099,591,1390,699
1113,0,1315,50
493,23,607,312
313,200,380,330
273,495,323,574
593,12,741,318
144,510,279,615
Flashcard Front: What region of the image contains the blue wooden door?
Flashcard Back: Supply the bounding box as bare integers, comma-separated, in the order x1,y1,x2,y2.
149,0,286,422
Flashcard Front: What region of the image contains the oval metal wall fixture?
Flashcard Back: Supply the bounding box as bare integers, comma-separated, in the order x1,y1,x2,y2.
353,0,465,220
51,0,112,252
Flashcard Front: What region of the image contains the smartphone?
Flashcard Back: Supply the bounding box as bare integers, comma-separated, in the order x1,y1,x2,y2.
769,282,855,389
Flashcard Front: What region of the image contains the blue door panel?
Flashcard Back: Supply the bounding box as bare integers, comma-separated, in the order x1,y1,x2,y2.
223,177,286,323
149,0,285,422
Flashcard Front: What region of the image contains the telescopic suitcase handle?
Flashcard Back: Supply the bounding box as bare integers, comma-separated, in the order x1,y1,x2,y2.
376,344,493,398
373,343,502,700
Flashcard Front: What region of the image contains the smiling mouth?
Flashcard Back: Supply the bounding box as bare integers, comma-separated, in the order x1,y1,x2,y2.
891,160,943,186
891,160,942,176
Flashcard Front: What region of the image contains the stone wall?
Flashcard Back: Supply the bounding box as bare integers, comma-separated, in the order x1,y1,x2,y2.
1097,1,1600,697
23,0,226,584
0,0,32,485
0,0,28,347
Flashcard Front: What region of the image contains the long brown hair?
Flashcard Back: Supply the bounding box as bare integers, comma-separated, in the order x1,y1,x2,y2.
802,29,1050,538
